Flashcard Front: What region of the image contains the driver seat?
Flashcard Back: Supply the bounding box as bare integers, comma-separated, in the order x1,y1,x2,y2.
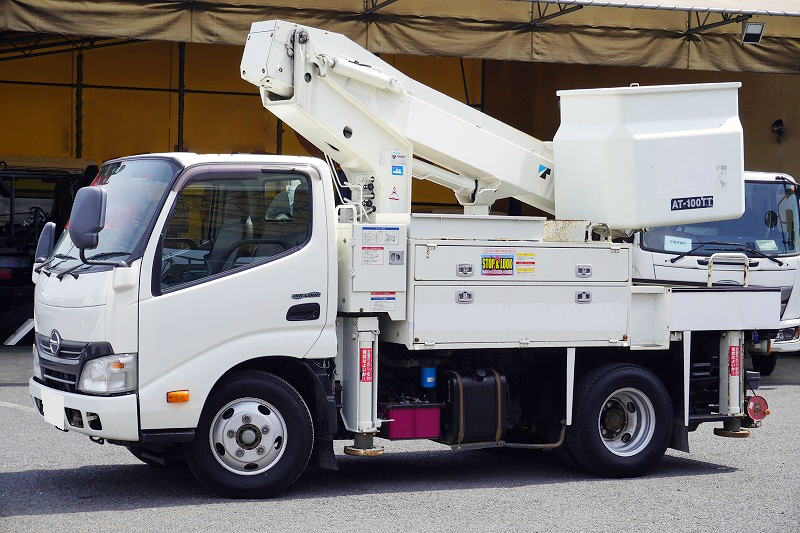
206,183,253,275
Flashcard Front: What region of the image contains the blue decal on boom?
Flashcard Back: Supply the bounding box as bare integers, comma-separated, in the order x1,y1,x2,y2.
391,165,404,176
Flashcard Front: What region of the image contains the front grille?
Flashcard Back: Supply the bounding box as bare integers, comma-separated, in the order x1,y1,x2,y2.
36,333,86,359
41,368,78,392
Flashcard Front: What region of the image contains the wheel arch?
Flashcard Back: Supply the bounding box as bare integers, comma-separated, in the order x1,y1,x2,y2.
212,356,339,470
570,344,689,452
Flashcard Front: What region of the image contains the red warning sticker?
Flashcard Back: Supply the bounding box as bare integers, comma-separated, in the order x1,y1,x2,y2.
729,345,740,377
359,347,373,383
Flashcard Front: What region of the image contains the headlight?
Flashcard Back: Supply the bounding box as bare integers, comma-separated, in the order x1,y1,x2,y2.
78,353,137,395
32,345,42,380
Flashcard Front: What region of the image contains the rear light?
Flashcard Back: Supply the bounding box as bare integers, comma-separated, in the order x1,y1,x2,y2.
0,268,12,280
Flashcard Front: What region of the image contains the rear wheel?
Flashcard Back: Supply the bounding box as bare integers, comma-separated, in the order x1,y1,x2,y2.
184,371,314,498
565,364,672,477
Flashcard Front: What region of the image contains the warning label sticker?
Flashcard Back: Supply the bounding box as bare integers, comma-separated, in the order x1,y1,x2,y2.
370,291,396,311
362,226,400,245
481,248,515,276
359,347,373,383
729,345,740,377
391,149,407,166
362,246,384,265
515,251,536,274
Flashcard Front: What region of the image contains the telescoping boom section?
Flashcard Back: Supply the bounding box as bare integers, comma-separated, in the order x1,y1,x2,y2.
241,20,744,229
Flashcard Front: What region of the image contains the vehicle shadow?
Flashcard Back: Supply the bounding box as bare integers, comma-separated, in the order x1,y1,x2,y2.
0,448,736,517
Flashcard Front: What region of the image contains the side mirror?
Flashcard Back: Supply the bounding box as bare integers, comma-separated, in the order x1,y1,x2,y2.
69,186,107,250
34,222,56,262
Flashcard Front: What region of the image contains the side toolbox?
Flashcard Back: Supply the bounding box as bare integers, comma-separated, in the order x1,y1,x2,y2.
438,369,507,445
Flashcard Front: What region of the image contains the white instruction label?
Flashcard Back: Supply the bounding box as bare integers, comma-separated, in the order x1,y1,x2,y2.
362,226,400,245
756,239,779,252
362,246,384,265
370,292,397,311
664,235,692,252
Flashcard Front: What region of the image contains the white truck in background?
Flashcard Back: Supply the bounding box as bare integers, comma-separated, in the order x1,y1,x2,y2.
635,171,800,375
27,20,779,498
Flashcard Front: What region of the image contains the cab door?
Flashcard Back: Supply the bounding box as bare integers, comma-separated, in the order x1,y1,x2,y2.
136,163,333,430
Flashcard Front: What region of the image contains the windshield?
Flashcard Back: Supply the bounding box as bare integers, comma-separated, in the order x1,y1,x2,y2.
642,181,800,257
47,159,176,272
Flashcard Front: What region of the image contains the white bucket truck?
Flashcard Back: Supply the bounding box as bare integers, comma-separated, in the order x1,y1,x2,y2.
634,171,800,375
29,20,778,497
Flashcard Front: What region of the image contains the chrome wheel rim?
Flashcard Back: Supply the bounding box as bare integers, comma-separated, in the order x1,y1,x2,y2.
597,387,655,457
209,397,287,475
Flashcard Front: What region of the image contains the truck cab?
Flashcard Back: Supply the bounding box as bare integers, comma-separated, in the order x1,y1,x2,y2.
30,153,337,450
632,171,800,372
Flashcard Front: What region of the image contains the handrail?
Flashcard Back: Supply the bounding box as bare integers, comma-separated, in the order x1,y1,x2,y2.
706,252,750,287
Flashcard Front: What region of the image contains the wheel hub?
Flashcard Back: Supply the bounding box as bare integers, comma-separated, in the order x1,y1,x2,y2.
601,400,627,439
209,398,287,475
597,387,656,457
236,424,262,450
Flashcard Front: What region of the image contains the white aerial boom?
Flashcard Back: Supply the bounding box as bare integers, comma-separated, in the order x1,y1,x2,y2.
241,20,555,219
241,20,744,229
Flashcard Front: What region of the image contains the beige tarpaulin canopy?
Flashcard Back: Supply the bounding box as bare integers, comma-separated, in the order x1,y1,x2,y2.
1,1,799,72
531,1,800,17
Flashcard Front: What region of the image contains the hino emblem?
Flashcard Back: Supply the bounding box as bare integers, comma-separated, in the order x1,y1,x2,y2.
49,330,62,356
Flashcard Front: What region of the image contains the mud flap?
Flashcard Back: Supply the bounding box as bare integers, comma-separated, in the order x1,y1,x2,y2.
310,437,338,470
668,419,690,453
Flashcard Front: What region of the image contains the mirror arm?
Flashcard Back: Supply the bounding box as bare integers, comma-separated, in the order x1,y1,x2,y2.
78,248,127,267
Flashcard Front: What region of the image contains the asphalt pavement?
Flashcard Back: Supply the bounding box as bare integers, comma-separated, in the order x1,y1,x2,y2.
1,346,799,532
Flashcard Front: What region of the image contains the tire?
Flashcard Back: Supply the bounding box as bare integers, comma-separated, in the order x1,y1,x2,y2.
184,371,314,498
565,363,672,478
128,445,185,468
751,352,778,376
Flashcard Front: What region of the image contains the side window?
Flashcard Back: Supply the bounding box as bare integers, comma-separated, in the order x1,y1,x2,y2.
159,172,311,291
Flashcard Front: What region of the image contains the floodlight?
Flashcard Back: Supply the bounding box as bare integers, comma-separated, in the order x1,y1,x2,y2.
742,22,765,44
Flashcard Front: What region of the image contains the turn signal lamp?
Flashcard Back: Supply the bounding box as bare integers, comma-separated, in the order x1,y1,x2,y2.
167,390,190,403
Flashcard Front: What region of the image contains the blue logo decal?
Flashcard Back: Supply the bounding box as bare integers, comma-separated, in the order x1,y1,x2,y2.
391,165,404,176
537,164,551,180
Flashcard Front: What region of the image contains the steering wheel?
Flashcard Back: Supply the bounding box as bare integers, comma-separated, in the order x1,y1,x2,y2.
215,238,290,273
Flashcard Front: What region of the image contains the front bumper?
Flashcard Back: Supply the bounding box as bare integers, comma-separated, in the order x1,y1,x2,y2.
772,337,800,353
771,327,800,353
29,377,140,441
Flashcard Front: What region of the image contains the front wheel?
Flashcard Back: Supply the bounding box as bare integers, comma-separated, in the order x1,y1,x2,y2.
184,371,314,498
751,352,778,376
565,364,672,478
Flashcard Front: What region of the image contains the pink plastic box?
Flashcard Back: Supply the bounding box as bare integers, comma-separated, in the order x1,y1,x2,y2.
383,404,441,439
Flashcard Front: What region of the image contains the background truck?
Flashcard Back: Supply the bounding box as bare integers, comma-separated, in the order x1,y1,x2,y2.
0,157,97,343
636,171,800,375
28,20,778,498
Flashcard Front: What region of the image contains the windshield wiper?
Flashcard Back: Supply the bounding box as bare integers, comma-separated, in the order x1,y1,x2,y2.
668,240,783,266
735,246,784,266
667,241,724,263
56,263,87,280
78,250,129,267
86,251,129,260
36,253,78,274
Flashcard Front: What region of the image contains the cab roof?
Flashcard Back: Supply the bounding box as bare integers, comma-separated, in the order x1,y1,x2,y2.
745,171,796,183
106,152,325,169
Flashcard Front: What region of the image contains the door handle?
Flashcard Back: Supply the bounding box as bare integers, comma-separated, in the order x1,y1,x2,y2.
286,303,320,321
